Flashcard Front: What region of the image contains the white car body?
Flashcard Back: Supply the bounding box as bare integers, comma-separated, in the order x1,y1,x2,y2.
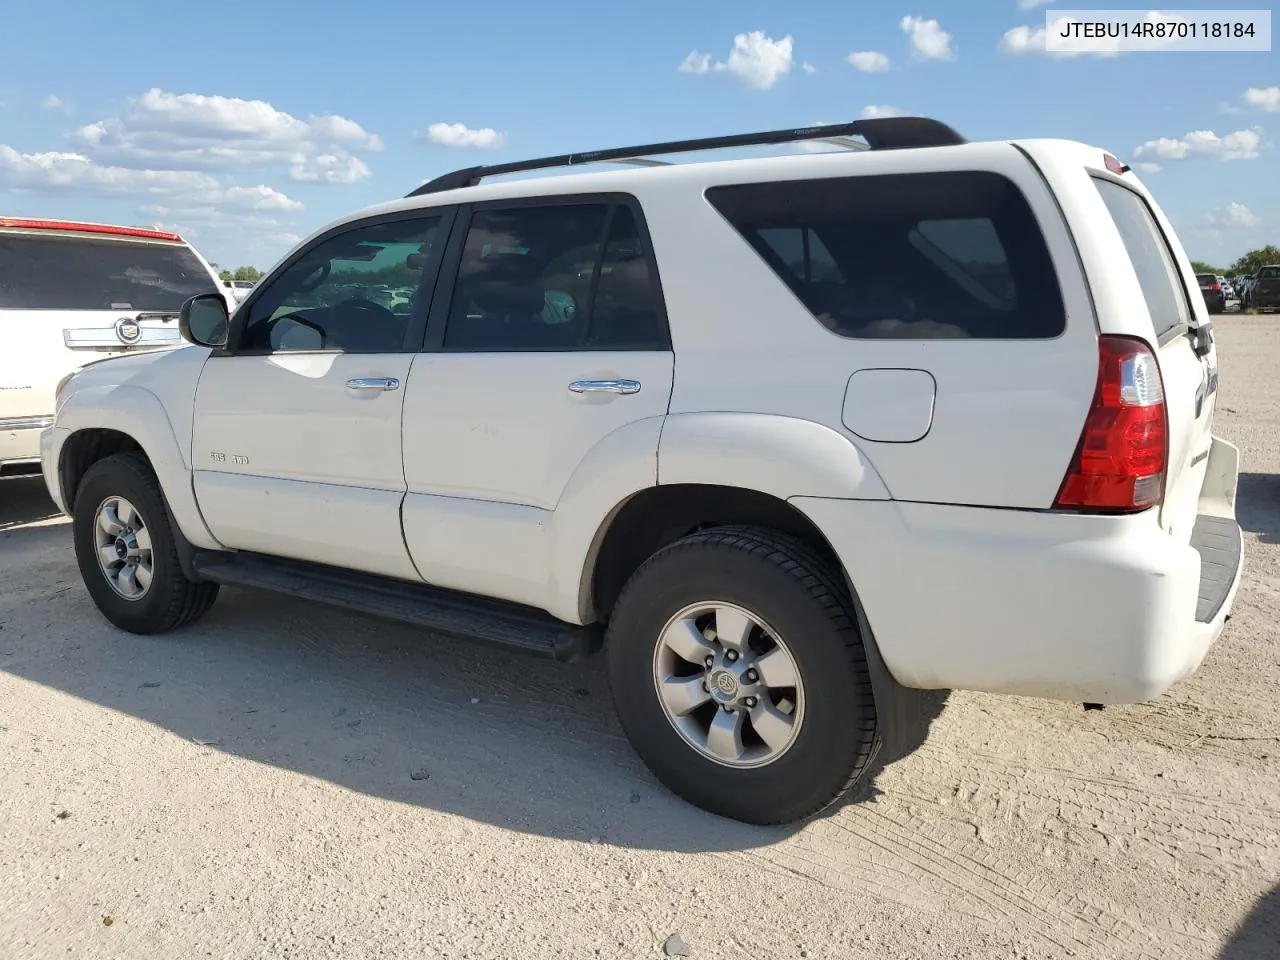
39,120,1243,822
1,218,230,474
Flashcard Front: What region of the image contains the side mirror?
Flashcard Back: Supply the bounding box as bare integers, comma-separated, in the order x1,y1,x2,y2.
179,293,230,348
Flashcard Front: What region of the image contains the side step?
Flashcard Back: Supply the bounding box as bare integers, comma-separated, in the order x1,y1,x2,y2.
190,551,602,663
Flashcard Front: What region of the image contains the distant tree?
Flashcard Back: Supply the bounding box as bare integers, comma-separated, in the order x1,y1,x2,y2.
233,266,262,282
218,269,233,281
1229,245,1280,277
1190,260,1221,275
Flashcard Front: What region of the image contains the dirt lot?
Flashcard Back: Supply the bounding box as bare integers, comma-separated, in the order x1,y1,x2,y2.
1,318,1277,960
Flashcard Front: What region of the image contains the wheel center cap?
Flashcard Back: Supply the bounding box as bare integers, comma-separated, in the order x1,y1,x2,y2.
710,669,739,700
114,537,128,559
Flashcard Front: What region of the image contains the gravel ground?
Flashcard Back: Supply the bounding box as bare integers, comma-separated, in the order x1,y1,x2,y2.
1,317,1277,960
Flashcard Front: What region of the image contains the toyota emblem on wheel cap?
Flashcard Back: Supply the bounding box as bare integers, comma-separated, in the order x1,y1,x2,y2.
114,317,142,344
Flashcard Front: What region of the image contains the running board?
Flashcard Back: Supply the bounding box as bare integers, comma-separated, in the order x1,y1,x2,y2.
190,551,601,663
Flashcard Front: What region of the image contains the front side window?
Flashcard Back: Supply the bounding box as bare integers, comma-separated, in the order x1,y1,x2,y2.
0,234,217,311
443,200,666,351
240,215,442,353
706,171,1066,340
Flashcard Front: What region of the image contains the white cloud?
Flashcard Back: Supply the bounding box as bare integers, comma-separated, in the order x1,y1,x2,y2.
63,88,380,183
425,122,507,149
861,105,906,119
677,31,795,90
1242,86,1280,112
846,50,891,73
1133,161,1162,173
678,51,713,75
999,22,1125,57
1208,202,1261,229
41,95,65,110
287,152,371,183
1132,127,1263,163
0,145,301,211
802,61,817,75
900,16,954,60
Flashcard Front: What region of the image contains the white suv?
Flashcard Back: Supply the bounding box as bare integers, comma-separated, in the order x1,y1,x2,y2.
1,217,229,476
41,118,1242,825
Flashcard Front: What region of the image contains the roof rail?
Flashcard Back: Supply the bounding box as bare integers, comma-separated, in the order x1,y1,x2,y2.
405,116,966,198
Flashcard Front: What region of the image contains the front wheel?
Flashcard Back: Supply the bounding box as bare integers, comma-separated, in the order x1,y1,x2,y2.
72,452,219,634
606,527,877,825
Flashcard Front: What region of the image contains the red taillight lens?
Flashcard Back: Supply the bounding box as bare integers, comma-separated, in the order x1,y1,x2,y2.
1054,335,1167,513
1211,282,1221,291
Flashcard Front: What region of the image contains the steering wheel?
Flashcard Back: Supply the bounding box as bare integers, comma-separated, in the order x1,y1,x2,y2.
333,297,399,323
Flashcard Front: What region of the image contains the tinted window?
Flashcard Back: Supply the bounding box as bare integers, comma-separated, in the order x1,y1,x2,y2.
706,171,1065,340
241,216,441,353
443,201,666,351
1259,266,1280,278
1092,178,1191,338
0,233,217,311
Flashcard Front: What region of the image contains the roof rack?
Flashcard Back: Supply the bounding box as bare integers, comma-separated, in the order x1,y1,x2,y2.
406,116,966,198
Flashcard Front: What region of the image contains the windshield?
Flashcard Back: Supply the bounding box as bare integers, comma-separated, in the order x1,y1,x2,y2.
0,232,217,311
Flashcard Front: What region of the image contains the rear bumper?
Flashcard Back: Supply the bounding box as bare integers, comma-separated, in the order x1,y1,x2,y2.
0,416,52,470
790,436,1243,704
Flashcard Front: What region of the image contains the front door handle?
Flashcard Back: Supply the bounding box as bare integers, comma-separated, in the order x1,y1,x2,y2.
346,377,400,392
568,379,641,396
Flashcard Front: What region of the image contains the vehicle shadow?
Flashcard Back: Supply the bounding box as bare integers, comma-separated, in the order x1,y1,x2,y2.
1236,472,1280,545
0,475,61,530
1219,883,1280,959
0,533,946,853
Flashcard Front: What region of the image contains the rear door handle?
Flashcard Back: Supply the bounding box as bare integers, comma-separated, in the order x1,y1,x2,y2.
568,379,641,396
346,377,400,392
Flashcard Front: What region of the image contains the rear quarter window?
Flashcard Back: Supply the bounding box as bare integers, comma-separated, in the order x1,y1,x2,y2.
704,170,1066,340
1091,178,1192,339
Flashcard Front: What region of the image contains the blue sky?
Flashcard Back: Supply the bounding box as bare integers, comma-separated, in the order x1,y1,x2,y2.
0,0,1274,270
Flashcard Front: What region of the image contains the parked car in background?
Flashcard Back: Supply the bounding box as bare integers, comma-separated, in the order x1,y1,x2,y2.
1196,273,1226,313
0,216,228,476
1253,265,1280,314
223,279,256,303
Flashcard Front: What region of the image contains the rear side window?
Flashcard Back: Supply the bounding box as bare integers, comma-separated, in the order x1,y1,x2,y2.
442,200,667,352
1091,178,1191,338
0,233,217,311
705,171,1065,340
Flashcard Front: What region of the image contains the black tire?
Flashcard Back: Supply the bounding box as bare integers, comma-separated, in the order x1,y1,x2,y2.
606,526,876,825
72,452,219,634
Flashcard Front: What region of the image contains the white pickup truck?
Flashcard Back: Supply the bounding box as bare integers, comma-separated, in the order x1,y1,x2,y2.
41,117,1243,825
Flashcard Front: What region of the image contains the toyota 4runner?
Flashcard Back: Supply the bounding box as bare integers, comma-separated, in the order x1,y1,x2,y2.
41,118,1243,825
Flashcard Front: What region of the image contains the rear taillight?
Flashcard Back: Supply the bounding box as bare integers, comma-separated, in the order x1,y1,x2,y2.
1053,335,1167,513
1211,282,1221,291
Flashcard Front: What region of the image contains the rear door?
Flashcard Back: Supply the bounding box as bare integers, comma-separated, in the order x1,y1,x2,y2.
400,195,674,606
1088,175,1217,542
0,224,225,419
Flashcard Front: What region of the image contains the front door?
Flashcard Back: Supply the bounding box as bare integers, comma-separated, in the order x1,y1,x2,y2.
192,211,450,580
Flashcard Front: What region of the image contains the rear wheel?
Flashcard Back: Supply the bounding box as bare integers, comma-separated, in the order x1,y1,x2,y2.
606,527,877,824
72,452,219,634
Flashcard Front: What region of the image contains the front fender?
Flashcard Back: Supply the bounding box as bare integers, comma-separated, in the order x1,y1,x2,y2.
55,384,222,551
658,412,891,500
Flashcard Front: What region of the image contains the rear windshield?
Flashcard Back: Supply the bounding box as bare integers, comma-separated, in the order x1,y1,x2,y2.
1259,266,1280,279
1196,274,1216,284
705,170,1066,339
0,233,217,311
1092,179,1192,338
